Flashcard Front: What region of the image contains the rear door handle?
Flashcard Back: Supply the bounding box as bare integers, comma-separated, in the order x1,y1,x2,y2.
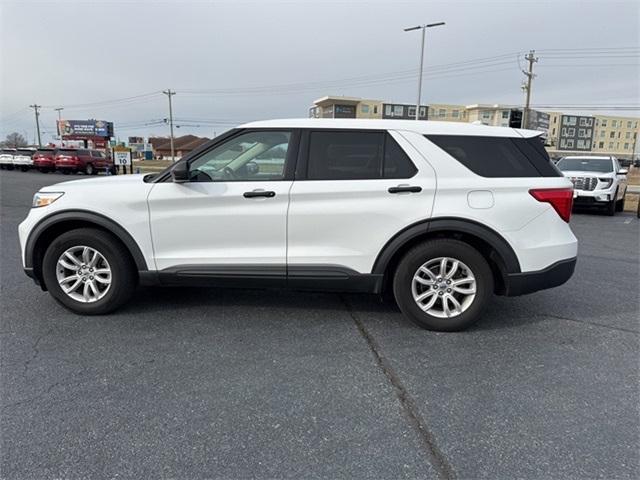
388,186,422,194
243,190,276,198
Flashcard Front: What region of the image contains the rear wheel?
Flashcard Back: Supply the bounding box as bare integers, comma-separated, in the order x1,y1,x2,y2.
393,239,493,331
41,228,137,315
85,163,94,175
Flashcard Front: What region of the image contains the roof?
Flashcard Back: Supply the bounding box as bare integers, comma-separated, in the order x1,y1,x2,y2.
238,118,540,138
155,135,198,151
558,155,615,159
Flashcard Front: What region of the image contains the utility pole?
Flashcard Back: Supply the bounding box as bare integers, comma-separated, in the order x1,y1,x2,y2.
162,89,176,162
54,107,64,144
29,104,42,146
521,50,538,129
404,22,445,120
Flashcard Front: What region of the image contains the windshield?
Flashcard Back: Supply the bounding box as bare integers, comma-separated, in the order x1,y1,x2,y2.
556,157,613,173
35,149,56,156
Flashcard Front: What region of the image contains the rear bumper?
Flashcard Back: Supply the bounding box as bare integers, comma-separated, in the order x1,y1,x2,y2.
504,257,576,296
34,159,55,168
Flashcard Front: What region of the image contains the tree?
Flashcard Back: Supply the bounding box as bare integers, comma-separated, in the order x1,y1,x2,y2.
0,132,28,148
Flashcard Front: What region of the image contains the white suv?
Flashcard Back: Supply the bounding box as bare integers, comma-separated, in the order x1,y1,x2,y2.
556,155,628,215
19,119,578,331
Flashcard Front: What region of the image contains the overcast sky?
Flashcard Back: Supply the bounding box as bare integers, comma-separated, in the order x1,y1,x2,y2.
1,0,638,144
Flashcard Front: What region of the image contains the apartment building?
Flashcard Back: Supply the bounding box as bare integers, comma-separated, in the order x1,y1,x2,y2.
308,96,639,159
592,115,638,156
546,113,639,159
309,97,466,122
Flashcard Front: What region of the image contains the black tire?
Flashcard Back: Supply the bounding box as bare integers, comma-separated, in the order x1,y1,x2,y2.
393,239,494,331
85,163,94,175
7,165,14,171
605,190,617,216
615,189,626,212
41,228,137,315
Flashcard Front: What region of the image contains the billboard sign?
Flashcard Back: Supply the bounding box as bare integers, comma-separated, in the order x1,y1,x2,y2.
58,120,114,138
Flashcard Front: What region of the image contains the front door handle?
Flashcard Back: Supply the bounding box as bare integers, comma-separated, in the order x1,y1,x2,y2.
243,190,276,198
388,185,422,194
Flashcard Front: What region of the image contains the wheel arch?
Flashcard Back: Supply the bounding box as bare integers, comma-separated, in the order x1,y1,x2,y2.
373,217,521,295
25,210,148,290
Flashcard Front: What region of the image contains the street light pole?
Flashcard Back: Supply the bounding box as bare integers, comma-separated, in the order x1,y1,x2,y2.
404,22,445,120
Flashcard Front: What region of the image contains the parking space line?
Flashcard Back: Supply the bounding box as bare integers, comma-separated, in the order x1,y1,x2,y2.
340,295,455,480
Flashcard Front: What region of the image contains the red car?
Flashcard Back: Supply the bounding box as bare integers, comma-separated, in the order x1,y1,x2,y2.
54,148,112,175
32,148,58,173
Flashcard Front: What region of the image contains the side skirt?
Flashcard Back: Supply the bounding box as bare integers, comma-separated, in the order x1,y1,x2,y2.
139,265,383,294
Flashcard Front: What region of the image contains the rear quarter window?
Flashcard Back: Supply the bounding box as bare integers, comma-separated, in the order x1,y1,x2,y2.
425,135,561,178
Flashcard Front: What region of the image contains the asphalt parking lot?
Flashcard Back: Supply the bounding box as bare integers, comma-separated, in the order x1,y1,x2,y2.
1,169,638,479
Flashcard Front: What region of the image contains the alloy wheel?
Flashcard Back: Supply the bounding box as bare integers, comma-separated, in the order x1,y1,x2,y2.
411,256,477,318
56,246,112,303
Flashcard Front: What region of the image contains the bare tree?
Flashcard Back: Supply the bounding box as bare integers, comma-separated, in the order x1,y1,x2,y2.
0,132,28,148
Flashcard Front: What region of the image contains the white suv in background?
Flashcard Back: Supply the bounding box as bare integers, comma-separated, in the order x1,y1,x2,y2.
556,155,628,215
19,119,578,331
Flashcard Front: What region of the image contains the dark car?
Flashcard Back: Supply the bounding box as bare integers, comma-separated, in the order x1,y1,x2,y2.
33,148,58,173
54,149,112,175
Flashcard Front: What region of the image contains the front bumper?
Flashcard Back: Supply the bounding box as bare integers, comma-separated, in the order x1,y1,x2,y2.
504,257,577,296
573,188,615,204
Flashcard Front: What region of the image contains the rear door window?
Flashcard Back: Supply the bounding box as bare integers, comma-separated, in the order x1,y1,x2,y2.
425,135,560,177
305,130,416,180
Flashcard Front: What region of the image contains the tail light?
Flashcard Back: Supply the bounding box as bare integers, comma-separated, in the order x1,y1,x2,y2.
529,188,573,223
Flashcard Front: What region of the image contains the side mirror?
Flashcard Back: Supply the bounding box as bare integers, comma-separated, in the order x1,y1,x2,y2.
618,168,628,175
171,161,189,183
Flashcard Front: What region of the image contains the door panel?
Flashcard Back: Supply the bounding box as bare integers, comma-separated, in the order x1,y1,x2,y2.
147,181,292,270
147,129,298,271
287,130,436,273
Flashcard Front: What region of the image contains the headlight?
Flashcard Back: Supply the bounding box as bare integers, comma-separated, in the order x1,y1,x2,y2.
32,192,64,208
598,178,613,189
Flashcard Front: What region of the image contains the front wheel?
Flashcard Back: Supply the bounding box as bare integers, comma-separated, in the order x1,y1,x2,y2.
615,189,626,212
85,163,95,175
41,228,137,315
393,239,494,331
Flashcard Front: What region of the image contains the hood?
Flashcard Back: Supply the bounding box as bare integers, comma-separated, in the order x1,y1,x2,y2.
41,174,147,192
560,170,614,178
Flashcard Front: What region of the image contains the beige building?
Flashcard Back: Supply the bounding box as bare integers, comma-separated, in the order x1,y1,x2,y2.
592,115,638,156
308,96,639,160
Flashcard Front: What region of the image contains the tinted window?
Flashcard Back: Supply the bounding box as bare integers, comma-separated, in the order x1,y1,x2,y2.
58,149,77,154
425,135,553,177
308,131,383,180
307,131,416,180
189,130,290,182
35,149,56,156
92,151,105,158
384,135,417,178
556,157,613,173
